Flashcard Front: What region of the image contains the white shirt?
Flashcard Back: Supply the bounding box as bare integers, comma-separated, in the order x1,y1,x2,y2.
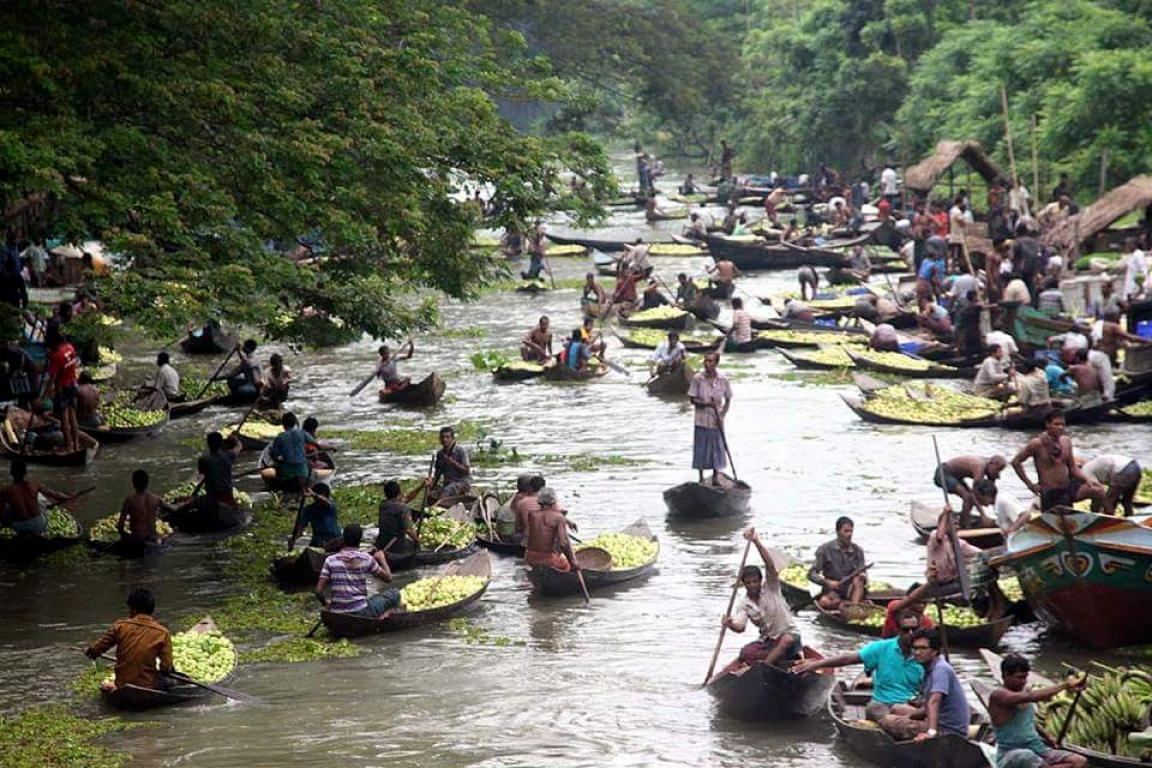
880,167,898,196
729,575,796,639
985,330,1018,355
1008,186,1032,218
153,363,180,397
974,355,1009,388
1081,455,1134,485
995,495,1030,532
948,206,967,244
1124,249,1147,298
1059,332,1089,352
1088,349,1115,400
650,341,686,366
949,273,977,299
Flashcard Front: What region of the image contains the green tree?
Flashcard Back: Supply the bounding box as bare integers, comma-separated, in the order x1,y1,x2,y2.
0,0,612,342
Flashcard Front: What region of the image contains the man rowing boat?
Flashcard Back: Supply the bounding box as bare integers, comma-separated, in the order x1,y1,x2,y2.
374,341,414,394
523,488,579,573
86,588,175,692
316,524,400,620
688,351,731,485
374,480,420,556
427,425,471,498
0,459,71,537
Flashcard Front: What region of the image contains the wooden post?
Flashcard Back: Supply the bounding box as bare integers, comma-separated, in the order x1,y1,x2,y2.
1000,84,1018,185
1098,147,1108,198
1030,114,1040,202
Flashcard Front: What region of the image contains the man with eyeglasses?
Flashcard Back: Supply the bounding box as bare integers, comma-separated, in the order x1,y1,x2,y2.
792,609,925,722
879,627,970,742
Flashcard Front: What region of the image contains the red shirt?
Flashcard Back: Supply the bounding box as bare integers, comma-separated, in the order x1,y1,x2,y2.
932,211,949,237
47,343,79,389
877,199,891,222
880,601,936,638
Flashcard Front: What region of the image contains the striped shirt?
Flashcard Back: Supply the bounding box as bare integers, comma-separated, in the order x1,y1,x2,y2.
731,310,753,344
320,549,381,613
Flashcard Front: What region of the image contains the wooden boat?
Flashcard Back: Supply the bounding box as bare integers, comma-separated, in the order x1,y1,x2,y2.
81,403,170,444
320,551,491,637
476,533,525,556
814,601,1013,648
620,308,694,330
852,371,895,397
909,501,1006,550
164,500,251,534
514,279,551,294
616,330,720,353
988,509,1152,649
778,347,853,370
378,373,445,407
101,617,236,711
671,234,705,247
91,534,174,559
705,234,853,271
707,647,837,720
974,651,1147,768
168,394,224,419
270,547,328,590
528,519,658,597
842,394,1115,430
492,361,550,381
542,363,610,382
663,473,751,519
0,417,99,466
260,450,336,492
180,325,238,355
646,209,689,222
830,681,992,768
845,349,972,379
547,233,666,252
0,513,86,563
645,364,694,396
755,327,867,350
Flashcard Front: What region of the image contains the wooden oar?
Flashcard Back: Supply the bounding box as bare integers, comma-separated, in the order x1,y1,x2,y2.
81,650,263,704
712,404,738,481
574,566,591,605
703,538,752,686
1056,677,1088,747
414,453,437,539
795,562,873,612
196,347,236,400
932,435,974,608
348,370,376,398
46,486,96,509
190,388,267,499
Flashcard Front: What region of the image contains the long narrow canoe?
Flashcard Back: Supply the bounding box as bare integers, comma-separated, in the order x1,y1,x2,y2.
707,646,837,720
814,601,1013,648
528,519,658,597
270,547,328,590
320,551,491,637
0,512,86,563
101,617,236,711
663,472,751,519
164,500,251,535
646,364,694,396
845,349,972,379
379,373,445,407
81,404,170,444
908,501,1005,550
0,414,99,466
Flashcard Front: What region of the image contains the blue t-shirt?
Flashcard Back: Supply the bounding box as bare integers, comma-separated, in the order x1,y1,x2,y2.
922,658,970,736
1045,364,1074,395
299,499,341,546
857,637,924,705
918,258,943,282
566,341,588,370
272,427,314,466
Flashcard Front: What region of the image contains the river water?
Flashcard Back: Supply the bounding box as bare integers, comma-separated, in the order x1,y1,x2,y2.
1,154,1147,767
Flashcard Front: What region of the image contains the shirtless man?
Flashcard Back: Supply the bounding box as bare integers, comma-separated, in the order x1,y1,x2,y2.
523,488,580,573
117,470,177,544
580,272,607,316
75,371,104,429
934,455,1006,527
521,316,553,363
1011,411,1104,512
1095,309,1149,364
706,259,740,300
0,459,72,536
1064,349,1101,402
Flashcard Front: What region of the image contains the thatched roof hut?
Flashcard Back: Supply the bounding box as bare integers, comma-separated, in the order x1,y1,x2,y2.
904,140,1008,196
1041,176,1152,252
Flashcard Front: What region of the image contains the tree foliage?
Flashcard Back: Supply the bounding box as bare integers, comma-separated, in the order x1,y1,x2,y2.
0,0,613,342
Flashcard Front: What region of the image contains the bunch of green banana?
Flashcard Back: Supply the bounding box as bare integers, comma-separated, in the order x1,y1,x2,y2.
854,350,934,371
627,307,688,322
860,383,998,424
102,402,166,429
794,346,854,367
1040,666,1152,756
756,329,865,347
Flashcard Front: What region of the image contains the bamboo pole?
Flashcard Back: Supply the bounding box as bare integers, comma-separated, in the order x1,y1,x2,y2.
1000,84,1018,186
1029,114,1040,201
1098,147,1108,198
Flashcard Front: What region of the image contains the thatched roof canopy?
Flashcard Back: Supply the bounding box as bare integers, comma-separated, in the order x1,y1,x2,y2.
904,140,1008,196
1041,176,1152,252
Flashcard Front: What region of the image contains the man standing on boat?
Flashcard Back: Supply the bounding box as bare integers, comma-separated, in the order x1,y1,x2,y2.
429,425,471,498
934,454,1007,527
523,488,580,573
580,272,607,317
989,654,1088,768
1011,410,1104,512
705,259,739,300
717,527,801,676
688,351,732,485
86,587,175,692
879,628,970,742
44,329,80,453
793,609,927,721
316,523,399,619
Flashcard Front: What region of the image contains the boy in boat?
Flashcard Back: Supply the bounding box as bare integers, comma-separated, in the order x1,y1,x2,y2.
580,273,607,316
0,459,72,536
117,469,177,545
86,587,175,692
301,417,336,474
879,628,970,742
934,454,1007,527
428,425,471,498
44,329,80,453
190,431,242,515
521,316,553,363
374,480,420,557
316,523,399,619
809,516,868,609
523,488,579,572
269,412,319,493
151,352,180,401
793,609,927,721
989,654,1088,768
75,371,104,429
494,475,531,541
374,341,414,394
579,317,607,360
289,482,342,550
259,353,292,407
717,527,800,676
1011,410,1104,512
562,328,592,372
688,352,732,485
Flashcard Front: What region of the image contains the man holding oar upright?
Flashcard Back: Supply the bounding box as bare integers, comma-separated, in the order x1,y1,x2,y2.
716,527,800,676
688,351,732,486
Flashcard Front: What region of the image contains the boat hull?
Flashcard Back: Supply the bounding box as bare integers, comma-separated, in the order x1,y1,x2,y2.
707,648,836,720
663,474,751,519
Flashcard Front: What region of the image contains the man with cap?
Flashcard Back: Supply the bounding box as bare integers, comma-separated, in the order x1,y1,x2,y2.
523,488,580,573
315,523,400,619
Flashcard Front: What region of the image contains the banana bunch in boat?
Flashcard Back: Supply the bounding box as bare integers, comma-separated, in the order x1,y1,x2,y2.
90,514,173,543
1040,666,1152,758
797,346,854,367
499,361,545,373
220,421,281,440
1125,401,1152,417
998,576,1023,602
97,346,123,364
756,329,865,346
401,575,487,611
0,509,80,539
932,604,986,627
627,307,687,321
102,402,166,429
576,532,656,569
171,630,235,683
419,515,475,550
161,483,251,508
807,296,857,311
648,243,704,256
626,328,714,347
179,378,229,400
860,384,998,423
779,564,808,588
853,350,934,371
544,244,586,257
